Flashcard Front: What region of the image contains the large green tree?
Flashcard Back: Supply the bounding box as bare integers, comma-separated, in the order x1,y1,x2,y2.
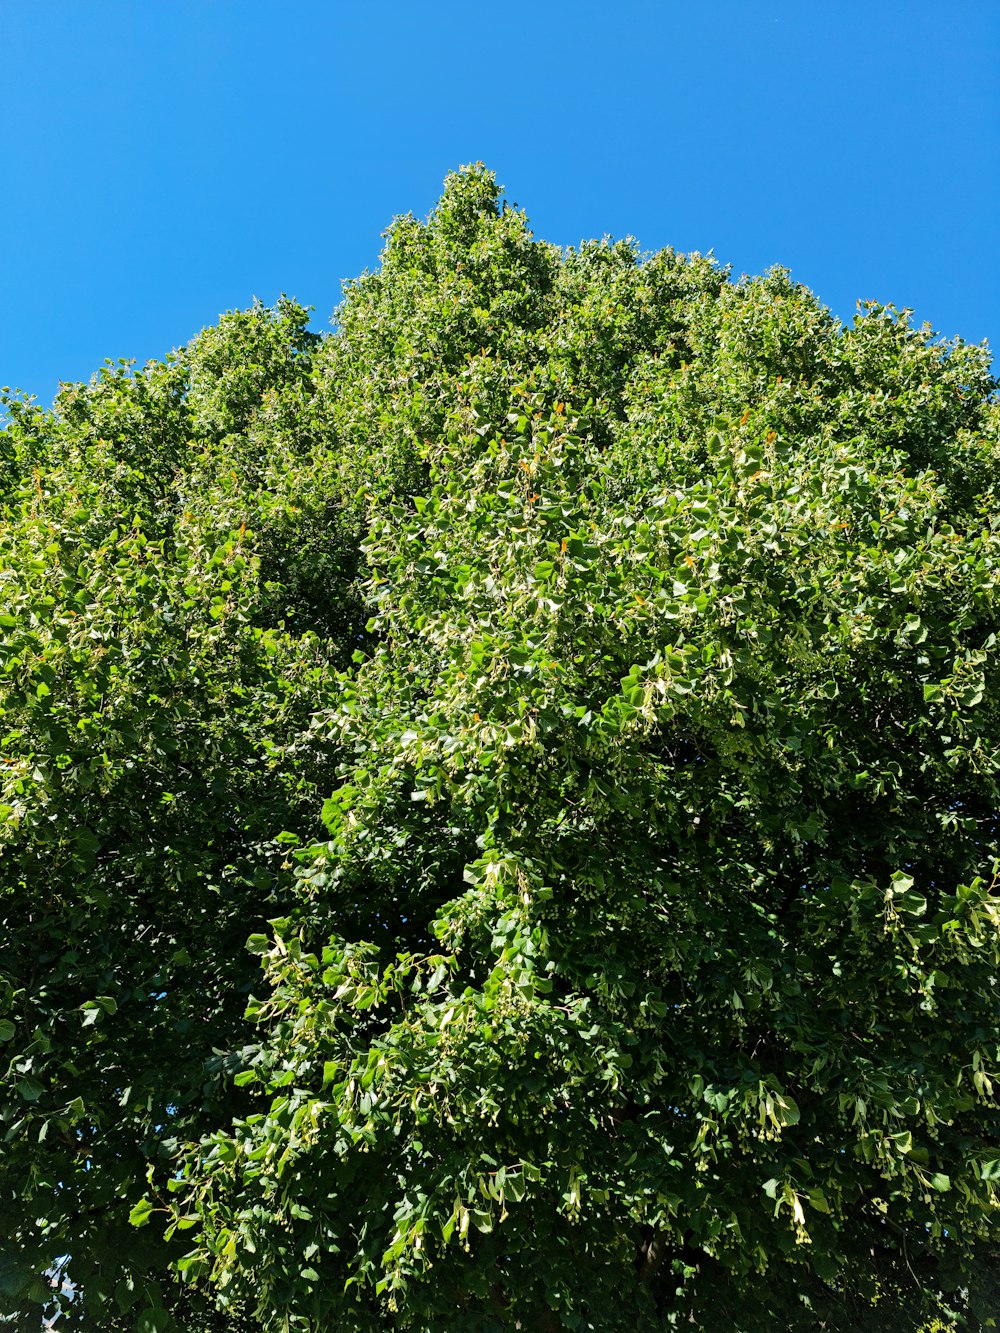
2,166,1000,1330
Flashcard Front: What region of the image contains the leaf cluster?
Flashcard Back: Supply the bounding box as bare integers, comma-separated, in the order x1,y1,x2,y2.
2,166,1000,1331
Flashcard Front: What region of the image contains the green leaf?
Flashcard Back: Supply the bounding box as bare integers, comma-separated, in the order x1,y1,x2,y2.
812,1252,840,1282
128,1198,156,1228
16,1078,43,1102
134,1309,170,1333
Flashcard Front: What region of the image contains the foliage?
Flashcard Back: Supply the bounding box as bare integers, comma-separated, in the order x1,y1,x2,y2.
2,165,1000,1330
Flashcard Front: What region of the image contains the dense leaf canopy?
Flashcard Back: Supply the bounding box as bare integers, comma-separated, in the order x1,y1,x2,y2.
2,166,1000,1330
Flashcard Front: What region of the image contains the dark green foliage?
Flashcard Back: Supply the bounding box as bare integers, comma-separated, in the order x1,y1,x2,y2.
2,166,999,1330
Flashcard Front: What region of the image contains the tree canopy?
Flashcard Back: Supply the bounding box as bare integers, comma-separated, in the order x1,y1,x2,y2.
2,165,1000,1331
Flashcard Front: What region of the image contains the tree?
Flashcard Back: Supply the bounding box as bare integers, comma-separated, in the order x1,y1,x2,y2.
2,164,999,1330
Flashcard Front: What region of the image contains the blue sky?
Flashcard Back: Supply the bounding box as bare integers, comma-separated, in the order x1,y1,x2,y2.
1,0,997,406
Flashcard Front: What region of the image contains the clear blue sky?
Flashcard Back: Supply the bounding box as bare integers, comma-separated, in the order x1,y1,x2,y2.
1,0,997,406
